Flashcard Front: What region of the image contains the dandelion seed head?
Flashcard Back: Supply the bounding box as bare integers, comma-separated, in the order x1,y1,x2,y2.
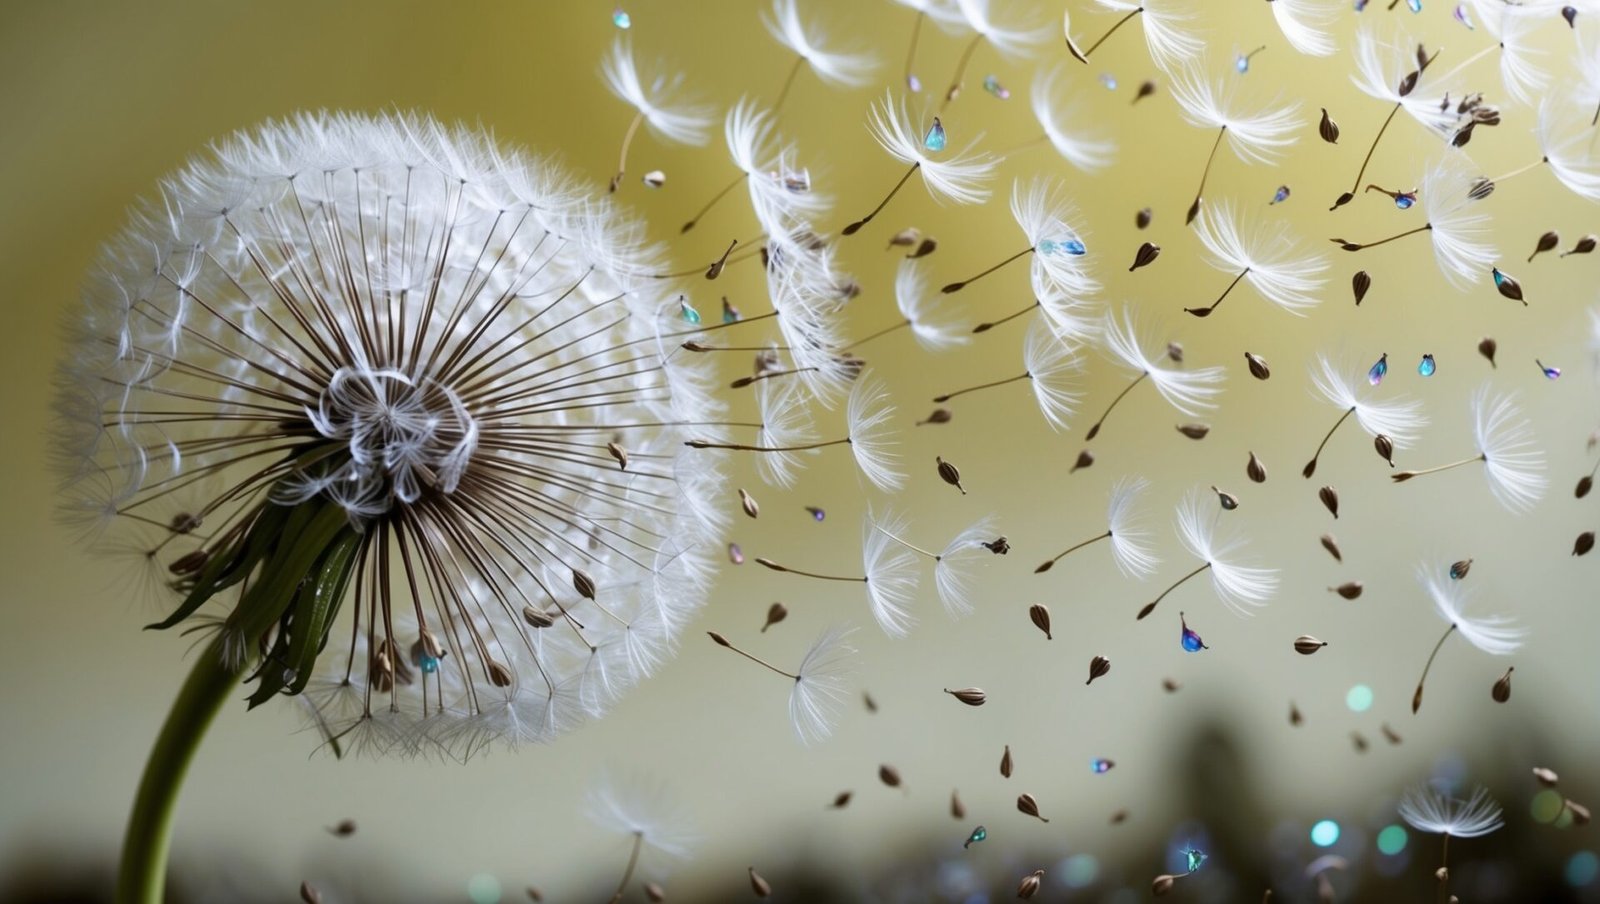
1175,489,1278,615
1310,354,1427,447
1470,385,1546,513
1418,561,1525,655
865,92,997,205
1398,782,1505,838
602,37,714,146
1100,307,1225,417
1194,201,1328,315
791,624,858,744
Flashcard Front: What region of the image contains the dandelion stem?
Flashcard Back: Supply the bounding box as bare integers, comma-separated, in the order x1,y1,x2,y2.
904,10,925,92
607,832,645,904
1336,223,1432,252
1487,157,1546,185
1392,455,1485,483
681,173,748,233
709,633,799,680
972,301,1038,334
755,557,866,584
844,163,920,236
773,56,807,114
1185,267,1250,317
610,111,645,194
943,246,1035,293
1186,126,1227,225
1334,102,1401,210
846,319,912,350
1035,531,1111,573
941,34,985,109
118,637,242,904
1437,833,1451,904
1138,562,1211,620
686,437,849,453
932,371,1030,403
1412,623,1457,714
1085,372,1149,441
1077,8,1143,61
1303,407,1355,479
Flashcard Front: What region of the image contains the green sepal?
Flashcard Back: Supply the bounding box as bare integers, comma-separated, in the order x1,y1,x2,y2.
244,528,361,709
144,501,295,632
224,501,351,646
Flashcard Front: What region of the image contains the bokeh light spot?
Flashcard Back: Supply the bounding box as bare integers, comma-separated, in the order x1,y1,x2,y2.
1345,684,1374,712
1377,824,1408,855
1311,819,1340,847
1567,851,1599,887
1533,789,1565,823
467,873,502,904
1063,853,1099,888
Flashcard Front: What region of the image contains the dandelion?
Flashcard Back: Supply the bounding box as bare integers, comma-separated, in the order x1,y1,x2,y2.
940,0,1049,107
1035,476,1160,578
1482,101,1600,203
1392,385,1546,513
1302,354,1427,478
1267,0,1338,57
686,372,903,492
588,771,697,902
1409,561,1525,714
1011,65,1116,172
1167,62,1301,224
601,37,714,191
872,512,1003,617
1187,201,1328,317
679,98,826,236
1333,155,1497,289
707,626,856,743
763,0,878,111
56,113,727,903
1087,307,1225,441
943,178,1099,300
756,512,921,637
1331,26,1459,209
1398,781,1503,901
1065,0,1202,72
933,317,1084,431
1138,488,1278,620
842,267,960,355
844,93,996,235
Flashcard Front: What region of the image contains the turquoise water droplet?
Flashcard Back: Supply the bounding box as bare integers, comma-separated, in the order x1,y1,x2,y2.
1090,758,1115,773
1493,267,1510,287
612,7,631,28
1183,847,1208,873
923,117,946,152
964,825,987,848
722,298,742,324
1418,354,1436,377
1394,192,1416,209
1407,0,1422,12
1099,73,1118,90
1054,237,1087,256
420,655,439,674
1367,353,1388,386
1271,185,1291,204
1235,54,1250,74
1538,359,1562,380
679,300,701,324
982,75,1010,99
1454,4,1475,28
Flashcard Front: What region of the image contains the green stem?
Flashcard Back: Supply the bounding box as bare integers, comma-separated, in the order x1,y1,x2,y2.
118,637,242,904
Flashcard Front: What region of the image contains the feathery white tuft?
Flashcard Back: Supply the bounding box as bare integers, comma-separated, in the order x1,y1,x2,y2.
1536,100,1600,202
1470,385,1547,514
755,374,816,489
1092,0,1202,72
1106,476,1160,579
862,510,921,637
1168,62,1301,164
1010,177,1102,301
602,37,714,145
1310,354,1428,447
764,0,879,88
1475,4,1549,107
953,0,1051,57
1030,65,1117,172
1022,316,1086,431
895,259,969,351
1174,489,1279,616
1399,783,1505,838
1269,0,1337,56
933,516,999,617
1418,562,1525,656
1351,25,1462,136
865,92,997,205
1099,306,1225,416
1194,201,1328,315
847,372,905,492
1420,155,1498,289
723,99,830,237
790,624,858,744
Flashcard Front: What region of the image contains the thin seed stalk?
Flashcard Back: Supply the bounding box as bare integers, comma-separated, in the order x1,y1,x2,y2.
1078,7,1142,60
1085,372,1149,441
1412,623,1457,714
1303,407,1355,478
1036,531,1111,573
1138,562,1211,620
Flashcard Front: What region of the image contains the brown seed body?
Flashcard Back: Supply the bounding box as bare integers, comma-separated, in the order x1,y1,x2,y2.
1576,475,1592,498
1533,767,1559,786
761,603,787,632
1153,875,1176,896
300,882,322,904
1352,731,1369,753
831,791,853,808
1245,352,1271,381
1130,241,1161,272
951,790,966,820
1247,451,1267,484
739,488,760,519
1567,800,1592,825
1563,235,1598,257
1001,745,1014,778
1289,701,1304,726
879,764,902,788
1381,723,1402,745
1478,337,1498,367
1018,870,1045,899
1492,667,1514,703
945,687,987,706
1352,270,1372,305
748,867,772,898
1017,793,1049,822
1530,230,1560,261
937,456,967,494
1177,423,1211,440
1071,449,1095,472
1136,208,1153,229
1162,678,1181,693
1087,655,1111,685
1321,534,1343,562
1029,603,1053,639
1375,434,1396,467
1319,485,1340,518
1319,108,1341,143
327,818,357,837
607,441,629,470
918,407,953,426
1332,581,1364,600
1574,531,1595,556
645,881,666,902
1295,636,1329,655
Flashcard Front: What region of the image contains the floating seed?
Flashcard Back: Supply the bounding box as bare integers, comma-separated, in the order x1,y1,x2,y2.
1449,559,1472,580
1564,5,1580,27
761,603,787,632
1478,337,1498,367
1091,757,1115,773
327,819,357,837
1381,723,1403,745
1575,531,1595,556
486,659,513,687
1129,241,1161,272
831,791,852,808
728,543,744,565
1029,604,1052,640
1321,534,1343,562
1529,231,1560,262
1135,80,1157,103
1577,475,1593,498
951,790,966,819
1166,342,1184,363
804,506,825,522
1492,666,1514,702
1469,177,1495,200
917,407,953,426
1567,800,1592,825
1017,793,1049,822
1136,207,1153,229
1111,809,1129,824
527,887,543,902
1247,451,1267,483
1018,869,1045,899
1331,581,1364,600
1351,731,1369,753
1318,485,1340,518
1562,235,1597,257
1087,655,1111,685
864,691,878,713
606,441,629,470
573,568,597,600
738,488,759,519
1001,744,1014,777
1177,423,1211,440
945,687,987,706
748,867,772,898
983,536,1010,555
1492,267,1525,304
1318,107,1340,143
707,631,732,648
1163,677,1181,693
888,228,921,248
301,881,322,904
909,236,939,259
879,764,902,788
1295,635,1329,655
1212,486,1239,510
936,456,966,494
644,882,665,902
964,825,987,848
1153,875,1176,896
1071,449,1095,472
1290,701,1304,726
1245,352,1271,380
641,170,666,188
1534,767,1559,786
1375,434,1396,467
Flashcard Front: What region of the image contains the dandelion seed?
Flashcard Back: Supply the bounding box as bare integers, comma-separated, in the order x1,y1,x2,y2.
300,881,322,904
755,512,918,636
1332,28,1459,210
588,771,697,904
1018,869,1045,899
1245,352,1271,380
1248,451,1268,483
1087,654,1112,684
1035,476,1159,578
1137,207,1153,229
1478,337,1497,367
1332,581,1363,599
1187,201,1328,317
739,488,760,519
830,790,853,808
1136,79,1158,102
1169,65,1301,225
1529,231,1560,262
707,626,856,744
936,456,966,494
938,0,1049,107
944,179,1098,302
1392,385,1545,513
1001,744,1014,777
1321,534,1342,562
935,318,1084,431
1017,793,1050,822
1130,241,1161,271
1334,156,1496,289
1072,449,1096,472
917,407,953,426
1492,666,1515,701
1493,268,1526,305
761,603,787,633
1352,270,1372,305
1575,531,1595,556
602,38,713,191
642,170,666,188
1029,604,1053,639
1303,354,1425,477
1295,635,1329,654
1409,560,1524,713
844,93,995,235
1018,65,1118,172
1139,488,1278,620
879,764,903,788
1066,0,1201,71
763,0,878,110
1091,307,1225,440
1399,781,1503,900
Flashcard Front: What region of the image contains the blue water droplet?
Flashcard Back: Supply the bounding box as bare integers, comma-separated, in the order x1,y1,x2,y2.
1538,359,1562,380
964,825,987,848
1454,4,1475,28
982,75,1010,99
1418,353,1436,377
806,506,825,522
1090,758,1115,773
1271,185,1291,204
1407,0,1422,11
1235,54,1250,74
612,7,631,28
679,300,701,324
1493,267,1511,287
420,655,439,674
1183,847,1208,874
728,542,744,564
1395,192,1416,210
1042,237,1087,256
1368,353,1388,386
1099,73,1118,90
923,117,946,152
1180,613,1208,652
722,299,742,324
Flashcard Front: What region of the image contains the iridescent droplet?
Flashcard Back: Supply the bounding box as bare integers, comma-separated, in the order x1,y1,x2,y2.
1099,73,1118,90
679,299,701,324
1354,0,1369,9
420,655,440,674
1090,758,1115,773
728,542,744,565
1271,185,1291,204
1184,847,1208,874
923,117,946,152
1367,352,1388,386
1538,359,1562,380
806,506,825,522
1235,54,1250,74
1453,4,1474,28
1394,191,1416,210
982,75,1010,99
612,7,631,29
1040,237,1086,256
1407,0,1422,11
1418,353,1436,377
964,825,987,848
722,298,742,324
907,73,922,93
1180,613,1208,652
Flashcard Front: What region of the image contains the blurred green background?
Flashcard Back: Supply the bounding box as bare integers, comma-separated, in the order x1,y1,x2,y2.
1,1,1597,901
